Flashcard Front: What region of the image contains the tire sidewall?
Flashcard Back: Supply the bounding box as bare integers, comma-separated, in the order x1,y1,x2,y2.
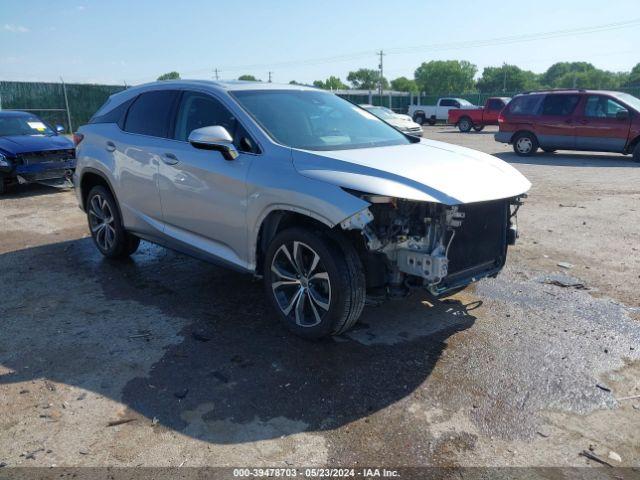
414,114,425,125
633,143,640,163
86,185,127,258
263,227,351,339
458,118,472,132
513,132,538,156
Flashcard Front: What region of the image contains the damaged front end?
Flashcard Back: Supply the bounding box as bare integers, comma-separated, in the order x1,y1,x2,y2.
341,193,525,296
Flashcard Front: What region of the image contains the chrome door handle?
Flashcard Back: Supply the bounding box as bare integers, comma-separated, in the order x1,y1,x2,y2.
161,152,179,165
105,141,116,152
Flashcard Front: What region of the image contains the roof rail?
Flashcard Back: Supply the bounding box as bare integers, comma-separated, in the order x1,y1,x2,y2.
520,88,587,95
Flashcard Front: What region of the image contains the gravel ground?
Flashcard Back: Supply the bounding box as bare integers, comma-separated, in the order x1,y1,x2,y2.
0,126,639,470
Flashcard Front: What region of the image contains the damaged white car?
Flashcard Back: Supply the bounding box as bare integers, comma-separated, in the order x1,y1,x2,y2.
74,81,531,338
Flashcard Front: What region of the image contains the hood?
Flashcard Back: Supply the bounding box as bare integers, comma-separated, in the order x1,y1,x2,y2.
292,139,531,205
0,135,74,156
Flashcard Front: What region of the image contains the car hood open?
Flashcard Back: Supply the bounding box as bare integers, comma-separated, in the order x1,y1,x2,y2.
292,139,531,205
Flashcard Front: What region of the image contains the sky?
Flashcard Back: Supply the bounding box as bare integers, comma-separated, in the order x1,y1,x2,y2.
1,0,638,86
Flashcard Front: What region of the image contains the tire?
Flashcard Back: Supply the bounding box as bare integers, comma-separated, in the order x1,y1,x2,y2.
458,117,472,133
264,227,365,339
473,125,484,132
0,178,6,195
86,185,140,259
427,117,437,126
513,132,539,157
413,113,425,126
542,148,556,153
632,143,640,163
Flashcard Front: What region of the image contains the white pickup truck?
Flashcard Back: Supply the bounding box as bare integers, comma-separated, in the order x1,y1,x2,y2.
408,97,476,125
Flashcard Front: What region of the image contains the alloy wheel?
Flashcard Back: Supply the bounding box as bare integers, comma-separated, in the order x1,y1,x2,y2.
516,136,533,154
89,194,117,251
270,241,331,327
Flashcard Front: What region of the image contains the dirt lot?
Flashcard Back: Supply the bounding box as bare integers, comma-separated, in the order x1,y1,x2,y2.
1,126,639,469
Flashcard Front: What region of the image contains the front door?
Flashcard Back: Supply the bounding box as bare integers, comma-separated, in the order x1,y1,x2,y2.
534,94,580,150
573,95,631,152
157,90,258,269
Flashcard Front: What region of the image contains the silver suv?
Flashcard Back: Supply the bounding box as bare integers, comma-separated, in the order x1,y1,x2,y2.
74,81,530,338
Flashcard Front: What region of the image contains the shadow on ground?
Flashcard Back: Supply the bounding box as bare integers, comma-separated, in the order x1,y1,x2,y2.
1,183,71,199
494,151,639,168
0,238,477,445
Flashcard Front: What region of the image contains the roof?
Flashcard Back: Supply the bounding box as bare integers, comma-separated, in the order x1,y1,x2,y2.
0,110,36,117
519,88,624,96
130,79,320,93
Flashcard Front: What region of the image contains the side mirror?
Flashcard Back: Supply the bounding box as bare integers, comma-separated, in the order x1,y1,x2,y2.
55,125,65,133
616,110,629,121
188,126,239,161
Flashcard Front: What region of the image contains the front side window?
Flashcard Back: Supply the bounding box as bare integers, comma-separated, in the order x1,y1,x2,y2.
124,90,178,137
232,90,411,151
0,114,54,136
173,91,259,153
540,94,580,116
584,96,628,119
440,99,454,107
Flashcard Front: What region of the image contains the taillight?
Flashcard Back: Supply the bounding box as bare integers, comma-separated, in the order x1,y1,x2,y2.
73,133,84,146
498,113,505,124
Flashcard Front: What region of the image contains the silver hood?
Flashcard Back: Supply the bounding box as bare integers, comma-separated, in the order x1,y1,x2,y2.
293,138,531,205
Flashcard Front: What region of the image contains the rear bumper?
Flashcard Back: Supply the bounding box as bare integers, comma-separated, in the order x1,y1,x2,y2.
494,132,512,144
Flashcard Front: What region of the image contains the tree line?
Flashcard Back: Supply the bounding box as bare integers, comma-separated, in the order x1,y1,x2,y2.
158,60,640,94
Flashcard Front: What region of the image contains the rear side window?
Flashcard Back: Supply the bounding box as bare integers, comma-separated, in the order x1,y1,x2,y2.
123,90,179,137
540,94,580,116
89,98,134,125
507,95,543,115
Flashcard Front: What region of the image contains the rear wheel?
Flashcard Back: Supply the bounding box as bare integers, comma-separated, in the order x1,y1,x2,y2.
413,113,425,125
0,178,6,195
513,132,539,156
427,116,436,126
458,117,472,133
86,185,140,258
633,142,640,163
264,227,365,339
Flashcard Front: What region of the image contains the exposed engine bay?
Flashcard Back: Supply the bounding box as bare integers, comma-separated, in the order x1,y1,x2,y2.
341,194,524,295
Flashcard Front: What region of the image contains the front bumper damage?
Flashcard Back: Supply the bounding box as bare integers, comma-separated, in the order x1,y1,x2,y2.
341,195,524,296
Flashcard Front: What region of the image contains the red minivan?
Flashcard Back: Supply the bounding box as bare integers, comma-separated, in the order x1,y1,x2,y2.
495,89,640,161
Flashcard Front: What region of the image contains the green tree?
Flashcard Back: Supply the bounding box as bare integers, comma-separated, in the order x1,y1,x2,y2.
238,74,259,81
476,64,540,93
157,71,180,81
347,68,388,90
312,76,348,90
627,63,640,86
540,62,595,87
414,60,477,95
390,76,418,92
554,69,626,90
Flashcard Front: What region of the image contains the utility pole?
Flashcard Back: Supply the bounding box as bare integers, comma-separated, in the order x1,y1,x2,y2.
60,76,73,133
268,71,273,83
502,62,507,93
378,50,385,97
213,68,220,80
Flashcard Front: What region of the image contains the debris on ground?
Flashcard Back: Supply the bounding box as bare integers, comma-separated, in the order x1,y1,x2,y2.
21,448,44,460
543,279,587,290
579,449,613,467
174,388,189,399
608,451,622,462
557,262,574,269
191,331,212,342
596,383,612,393
106,418,136,427
616,394,640,401
0,462,7,467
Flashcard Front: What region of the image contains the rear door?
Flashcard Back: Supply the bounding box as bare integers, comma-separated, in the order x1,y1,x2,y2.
157,90,258,268
535,94,580,149
573,95,631,152
115,90,179,235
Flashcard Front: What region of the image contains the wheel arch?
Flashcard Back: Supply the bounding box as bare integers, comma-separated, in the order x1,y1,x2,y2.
511,129,538,144
625,134,640,154
79,168,123,220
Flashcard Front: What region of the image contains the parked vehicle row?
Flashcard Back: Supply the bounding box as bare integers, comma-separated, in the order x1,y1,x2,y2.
0,111,75,194
448,97,511,132
359,104,423,137
74,80,530,338
495,89,640,161
408,98,476,126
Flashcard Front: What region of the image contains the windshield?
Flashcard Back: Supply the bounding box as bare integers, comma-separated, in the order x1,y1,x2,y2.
0,114,55,137
612,92,640,112
232,90,411,151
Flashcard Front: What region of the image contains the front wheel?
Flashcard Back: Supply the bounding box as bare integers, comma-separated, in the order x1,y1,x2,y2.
473,125,484,132
413,114,425,125
513,132,539,157
86,185,140,258
632,143,640,163
458,118,472,133
264,227,365,339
